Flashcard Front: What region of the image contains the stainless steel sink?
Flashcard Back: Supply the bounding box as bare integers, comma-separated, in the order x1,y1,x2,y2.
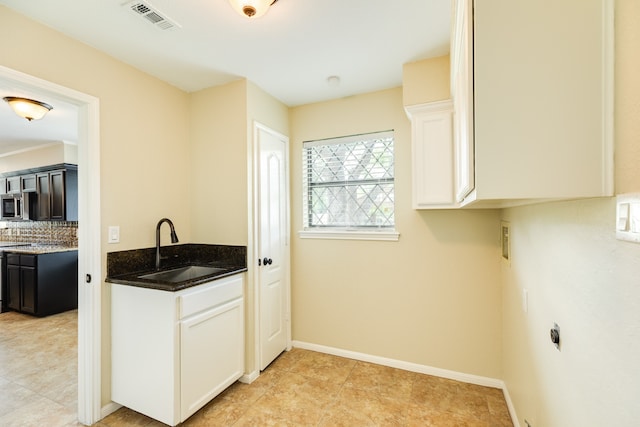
137,265,226,283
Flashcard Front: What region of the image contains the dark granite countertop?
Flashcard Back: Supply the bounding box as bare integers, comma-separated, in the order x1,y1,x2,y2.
105,243,247,292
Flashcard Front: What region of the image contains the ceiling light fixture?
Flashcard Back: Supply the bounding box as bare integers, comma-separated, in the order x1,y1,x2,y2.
228,0,278,19
3,96,53,121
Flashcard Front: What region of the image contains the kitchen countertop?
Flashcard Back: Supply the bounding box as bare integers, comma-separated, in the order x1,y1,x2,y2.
106,264,247,292
105,243,247,292
0,243,78,255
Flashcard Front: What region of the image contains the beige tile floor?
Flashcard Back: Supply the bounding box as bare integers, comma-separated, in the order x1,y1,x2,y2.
0,310,513,426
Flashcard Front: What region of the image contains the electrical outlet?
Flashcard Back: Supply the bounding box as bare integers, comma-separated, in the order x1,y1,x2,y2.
108,226,120,244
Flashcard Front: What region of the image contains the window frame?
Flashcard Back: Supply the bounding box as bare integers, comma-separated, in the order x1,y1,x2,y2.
299,130,400,242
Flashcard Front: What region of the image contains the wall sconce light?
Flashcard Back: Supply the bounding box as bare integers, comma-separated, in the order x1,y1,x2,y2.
3,96,53,121
228,0,278,19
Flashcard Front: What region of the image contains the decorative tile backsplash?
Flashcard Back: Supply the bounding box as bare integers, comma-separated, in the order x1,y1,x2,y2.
0,221,78,246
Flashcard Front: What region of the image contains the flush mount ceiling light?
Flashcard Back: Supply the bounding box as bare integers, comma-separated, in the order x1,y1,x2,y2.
228,0,278,19
3,96,53,121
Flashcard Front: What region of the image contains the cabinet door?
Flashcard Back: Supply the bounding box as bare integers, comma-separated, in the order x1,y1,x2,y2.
407,100,456,208
20,266,36,314
6,176,21,194
180,298,244,422
451,0,474,202
0,178,6,195
6,264,21,311
36,173,51,220
21,175,37,192
50,171,66,220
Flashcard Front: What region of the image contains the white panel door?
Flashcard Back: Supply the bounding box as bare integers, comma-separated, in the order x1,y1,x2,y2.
257,124,289,371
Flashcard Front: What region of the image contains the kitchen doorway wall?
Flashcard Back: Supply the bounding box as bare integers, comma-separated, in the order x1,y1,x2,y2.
0,65,102,425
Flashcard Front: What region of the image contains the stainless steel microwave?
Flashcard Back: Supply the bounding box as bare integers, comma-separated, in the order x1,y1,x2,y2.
1,193,25,220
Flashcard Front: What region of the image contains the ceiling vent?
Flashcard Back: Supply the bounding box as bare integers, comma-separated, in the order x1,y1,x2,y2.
126,1,180,31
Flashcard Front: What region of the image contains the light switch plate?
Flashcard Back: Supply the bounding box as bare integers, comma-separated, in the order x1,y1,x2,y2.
108,226,120,244
616,194,640,243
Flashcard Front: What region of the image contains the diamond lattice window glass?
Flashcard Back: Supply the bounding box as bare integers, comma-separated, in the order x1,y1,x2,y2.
302,131,395,229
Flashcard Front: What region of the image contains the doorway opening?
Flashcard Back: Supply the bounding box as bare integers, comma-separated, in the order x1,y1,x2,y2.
0,65,102,425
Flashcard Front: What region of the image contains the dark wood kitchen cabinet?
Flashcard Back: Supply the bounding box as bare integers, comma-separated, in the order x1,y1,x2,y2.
6,251,78,317
35,168,78,221
6,176,21,194
21,174,37,192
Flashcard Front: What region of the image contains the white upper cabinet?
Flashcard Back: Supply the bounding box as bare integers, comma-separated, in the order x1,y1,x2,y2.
406,100,455,208
450,0,614,208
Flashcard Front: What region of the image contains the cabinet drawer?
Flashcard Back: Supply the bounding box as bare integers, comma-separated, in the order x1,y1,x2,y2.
179,274,243,319
20,255,36,267
7,254,20,265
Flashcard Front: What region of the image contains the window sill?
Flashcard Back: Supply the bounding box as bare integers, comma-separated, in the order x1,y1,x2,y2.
298,229,400,241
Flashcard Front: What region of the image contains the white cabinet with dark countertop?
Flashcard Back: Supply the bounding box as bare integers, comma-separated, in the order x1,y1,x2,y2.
111,273,245,426
106,243,248,426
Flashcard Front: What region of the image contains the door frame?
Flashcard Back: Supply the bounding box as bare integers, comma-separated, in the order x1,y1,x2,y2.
249,121,291,376
0,66,102,425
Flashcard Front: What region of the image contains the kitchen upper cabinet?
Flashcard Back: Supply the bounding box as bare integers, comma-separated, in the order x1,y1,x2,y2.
6,176,21,194
448,0,613,208
36,173,51,220
21,175,36,192
405,100,456,208
35,168,78,221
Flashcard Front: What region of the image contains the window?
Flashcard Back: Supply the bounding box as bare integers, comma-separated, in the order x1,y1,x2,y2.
301,130,398,241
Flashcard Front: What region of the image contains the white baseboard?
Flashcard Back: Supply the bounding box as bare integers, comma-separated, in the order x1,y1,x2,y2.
100,401,122,420
292,340,503,388
292,341,520,426
501,385,521,427
239,369,259,384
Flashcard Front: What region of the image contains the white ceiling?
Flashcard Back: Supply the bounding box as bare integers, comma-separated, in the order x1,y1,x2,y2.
0,0,451,153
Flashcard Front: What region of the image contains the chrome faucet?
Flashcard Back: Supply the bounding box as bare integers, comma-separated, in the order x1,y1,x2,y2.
155,218,179,270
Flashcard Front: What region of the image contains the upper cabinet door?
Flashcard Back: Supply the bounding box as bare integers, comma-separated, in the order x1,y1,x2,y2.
406,100,456,209
451,0,474,203
449,0,613,208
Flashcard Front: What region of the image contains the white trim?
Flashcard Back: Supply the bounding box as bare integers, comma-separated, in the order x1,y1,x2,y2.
0,141,61,158
0,65,103,425
239,370,260,384
101,402,121,420
292,340,503,388
502,385,522,427
302,130,393,148
601,0,614,196
299,229,400,241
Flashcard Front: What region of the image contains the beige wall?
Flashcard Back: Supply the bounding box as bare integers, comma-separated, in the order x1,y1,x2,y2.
402,55,451,106
190,79,289,375
289,87,503,379
0,142,77,172
190,80,248,246
0,5,191,406
501,1,640,425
